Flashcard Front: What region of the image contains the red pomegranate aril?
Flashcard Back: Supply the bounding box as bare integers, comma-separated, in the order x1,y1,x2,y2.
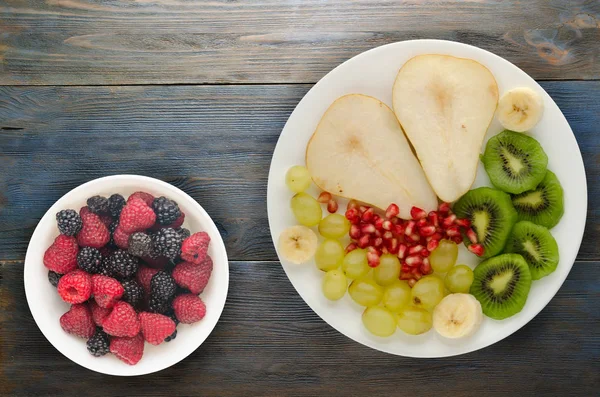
408,233,421,242
327,199,338,213
361,208,374,222
317,192,332,203
410,206,427,220
418,225,436,237
405,255,423,267
347,200,359,210
401,272,412,281
408,245,424,255
405,220,416,236
349,224,361,239
466,228,478,244
401,265,410,273
427,239,440,252
359,206,368,215
373,237,383,248
382,220,393,231
420,261,432,275
385,203,400,219
468,243,485,256
394,223,405,236
345,243,357,253
361,224,376,235
446,225,461,237
381,246,389,254
455,218,471,228
345,208,360,224
382,231,394,241
408,278,417,287
416,218,428,228
390,217,399,225
431,232,443,241
451,236,463,244
367,250,381,268
442,214,457,228
428,211,440,227
397,244,407,259
374,229,382,238
438,202,451,214
357,235,371,249
387,238,399,254
421,249,430,258
374,216,384,230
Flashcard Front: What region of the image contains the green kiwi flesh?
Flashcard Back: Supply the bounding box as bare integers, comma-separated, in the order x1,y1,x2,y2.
511,170,564,229
470,253,532,320
482,130,548,194
453,187,518,259
504,221,559,280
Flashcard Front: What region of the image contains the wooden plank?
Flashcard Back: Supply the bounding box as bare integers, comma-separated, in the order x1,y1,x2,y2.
1,0,599,85
0,259,598,396
0,82,598,261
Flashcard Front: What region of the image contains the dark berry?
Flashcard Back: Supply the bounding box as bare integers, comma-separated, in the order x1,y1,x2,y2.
128,232,153,257
99,256,115,277
87,195,110,215
164,309,179,341
152,197,181,226
87,329,110,357
164,329,177,342
150,271,177,302
121,280,143,308
108,250,139,279
48,271,63,287
148,295,170,314
77,247,103,273
108,194,126,218
152,228,182,259
56,209,83,236
177,228,191,240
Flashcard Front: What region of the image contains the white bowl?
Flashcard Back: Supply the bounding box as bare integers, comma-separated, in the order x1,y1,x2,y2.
24,175,229,376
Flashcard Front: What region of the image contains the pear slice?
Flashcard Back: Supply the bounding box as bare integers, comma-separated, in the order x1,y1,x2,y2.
305,94,438,218
392,54,499,203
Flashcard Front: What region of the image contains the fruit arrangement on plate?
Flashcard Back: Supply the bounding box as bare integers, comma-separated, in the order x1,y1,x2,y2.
277,54,563,339
44,192,212,365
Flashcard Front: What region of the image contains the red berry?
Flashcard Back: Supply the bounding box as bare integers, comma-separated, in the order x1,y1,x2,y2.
418,225,436,237
466,228,478,244
172,294,207,324
89,300,111,327
112,225,131,249
442,214,457,228
405,220,416,236
110,334,144,365
420,258,432,275
445,225,461,237
127,191,155,206
410,206,427,220
92,274,124,308
361,208,374,222
345,208,360,224
136,265,160,294
367,249,380,268
397,243,407,259
428,211,440,227
360,224,376,235
57,270,92,304
77,211,110,248
408,245,424,256
438,202,451,214
427,239,440,252
357,234,371,249
43,235,79,274
468,243,485,257
180,232,211,265
385,203,400,219
349,224,361,239
455,218,471,228
60,304,95,339
172,257,213,294
139,312,176,345
405,255,423,267
119,197,156,234
102,301,141,337
372,237,383,248
345,243,357,253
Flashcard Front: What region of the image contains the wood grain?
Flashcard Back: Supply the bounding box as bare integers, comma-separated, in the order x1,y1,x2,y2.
1,82,599,261
1,0,599,85
0,259,598,396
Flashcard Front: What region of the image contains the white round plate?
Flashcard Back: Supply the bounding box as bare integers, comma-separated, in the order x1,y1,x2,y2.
24,175,229,375
267,40,587,357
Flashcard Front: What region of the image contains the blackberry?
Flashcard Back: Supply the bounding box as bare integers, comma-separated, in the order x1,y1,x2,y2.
177,228,191,240
86,329,110,357
148,295,170,314
108,250,139,279
152,196,181,225
150,271,177,302
152,228,182,259
164,310,179,342
56,209,83,236
121,280,143,308
108,221,118,247
128,232,153,257
87,195,109,215
108,194,126,218
99,256,115,277
77,247,103,273
48,271,62,287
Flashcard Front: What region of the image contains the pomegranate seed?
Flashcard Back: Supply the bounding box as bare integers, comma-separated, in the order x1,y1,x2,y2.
349,224,361,239
421,249,430,258
420,259,432,275
466,228,478,244
400,272,412,281
374,229,382,238
397,244,407,259
408,278,417,287
382,220,393,231
401,265,410,273
359,206,368,215
373,237,383,248
345,243,357,253
387,238,399,254
390,217,399,225
468,244,485,256
442,214,457,228
394,223,405,235
405,220,416,236
410,206,427,220
327,199,338,213
446,225,461,237
428,211,440,227
405,255,423,267
381,246,389,254
367,250,381,268
438,202,451,214
374,216,384,230
455,218,471,228
347,200,359,210
345,208,360,224
416,218,428,228
408,245,424,255
361,224,376,235
418,225,436,237
451,236,462,244
361,208,374,222
431,232,443,241
382,231,393,241
357,235,371,249
385,203,400,219
409,233,421,242
427,239,440,252
317,192,332,203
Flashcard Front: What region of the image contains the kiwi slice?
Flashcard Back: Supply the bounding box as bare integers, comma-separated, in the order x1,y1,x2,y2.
453,187,518,259
470,253,532,320
511,170,564,228
504,221,559,280
481,130,548,194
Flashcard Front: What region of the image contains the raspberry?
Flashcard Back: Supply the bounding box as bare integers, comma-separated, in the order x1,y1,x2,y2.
108,194,126,218
60,304,95,339
110,334,144,365
180,232,210,265
57,270,92,304
56,209,83,236
128,191,155,206
139,312,176,345
172,257,213,294
91,274,124,308
128,232,153,257
102,301,141,338
76,247,103,273
152,196,182,226
172,294,206,324
98,213,113,228
43,235,79,274
112,225,130,249
87,329,110,357
107,250,139,279
121,280,143,308
150,271,177,302
87,195,109,215
89,300,112,326
48,270,62,287
152,228,182,259
77,211,110,248
120,197,156,233
136,266,159,294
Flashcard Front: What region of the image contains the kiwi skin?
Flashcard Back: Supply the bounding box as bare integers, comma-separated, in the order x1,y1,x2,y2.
505,221,559,280
511,170,564,229
470,253,532,320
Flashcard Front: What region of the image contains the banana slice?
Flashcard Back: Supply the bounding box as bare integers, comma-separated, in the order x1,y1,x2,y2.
433,293,483,339
278,225,318,264
497,87,544,132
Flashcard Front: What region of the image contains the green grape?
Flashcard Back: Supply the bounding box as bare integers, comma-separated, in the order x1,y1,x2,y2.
429,239,458,273
291,192,322,227
410,275,445,311
348,277,383,307
318,214,351,239
373,254,401,286
445,264,474,293
315,239,344,271
342,249,369,279
322,269,347,301
362,306,397,337
382,281,411,312
285,165,312,193
396,306,433,335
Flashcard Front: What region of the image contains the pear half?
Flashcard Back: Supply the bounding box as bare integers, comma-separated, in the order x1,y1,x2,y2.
392,54,499,203
305,94,437,218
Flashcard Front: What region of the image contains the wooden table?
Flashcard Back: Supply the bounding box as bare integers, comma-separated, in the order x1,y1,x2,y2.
1,1,599,395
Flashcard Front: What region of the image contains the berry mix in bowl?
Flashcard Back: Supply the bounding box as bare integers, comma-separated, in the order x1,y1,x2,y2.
24,175,229,376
